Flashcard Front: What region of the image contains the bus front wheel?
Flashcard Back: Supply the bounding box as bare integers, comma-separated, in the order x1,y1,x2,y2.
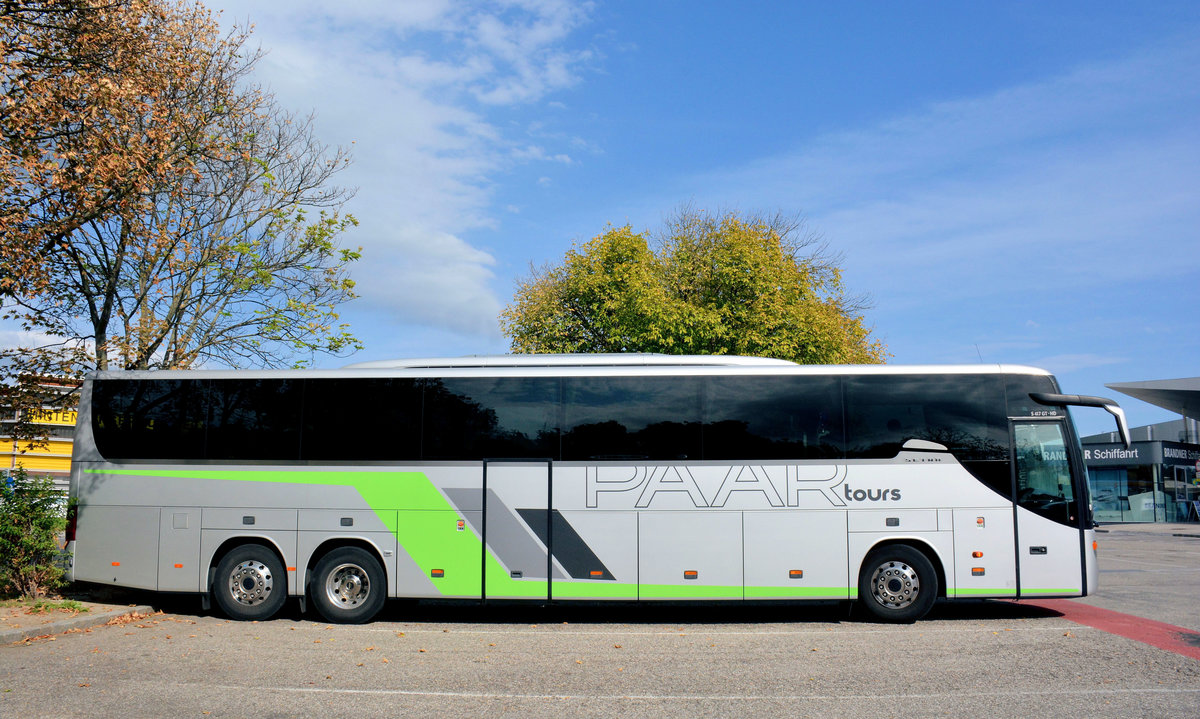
213,544,287,621
310,547,386,624
857,544,938,623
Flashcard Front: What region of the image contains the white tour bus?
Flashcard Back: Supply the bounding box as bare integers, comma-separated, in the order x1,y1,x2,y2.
66,354,1130,623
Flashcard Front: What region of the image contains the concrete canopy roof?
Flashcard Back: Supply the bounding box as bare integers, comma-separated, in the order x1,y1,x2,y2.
1106,378,1200,420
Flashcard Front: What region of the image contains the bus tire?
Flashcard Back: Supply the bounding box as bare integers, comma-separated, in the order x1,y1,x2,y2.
857,544,938,623
213,544,287,621
310,547,386,624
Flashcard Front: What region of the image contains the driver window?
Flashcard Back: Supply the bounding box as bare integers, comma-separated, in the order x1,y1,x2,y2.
1014,422,1077,525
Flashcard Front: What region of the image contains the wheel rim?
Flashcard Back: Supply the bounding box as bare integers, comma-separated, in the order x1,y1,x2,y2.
869,559,920,609
228,560,275,607
325,563,371,609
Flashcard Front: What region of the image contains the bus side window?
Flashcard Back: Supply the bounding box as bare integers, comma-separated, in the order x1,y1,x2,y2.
562,377,701,461
207,379,303,460
92,379,205,460
704,375,843,460
302,378,422,461
843,375,1007,461
423,377,560,460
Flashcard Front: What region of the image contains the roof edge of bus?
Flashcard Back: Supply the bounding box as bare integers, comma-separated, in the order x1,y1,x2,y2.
338,354,799,369
83,360,1054,379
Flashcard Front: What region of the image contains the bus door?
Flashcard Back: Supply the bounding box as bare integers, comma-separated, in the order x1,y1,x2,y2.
1010,420,1085,596
482,460,552,601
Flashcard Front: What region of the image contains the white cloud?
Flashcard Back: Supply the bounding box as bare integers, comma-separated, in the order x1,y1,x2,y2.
207,0,595,339
0,329,62,351
356,228,502,337
468,4,595,105
512,145,573,164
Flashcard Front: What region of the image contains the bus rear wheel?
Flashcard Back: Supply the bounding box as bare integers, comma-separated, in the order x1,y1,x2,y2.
310,547,386,624
858,544,938,623
213,544,287,621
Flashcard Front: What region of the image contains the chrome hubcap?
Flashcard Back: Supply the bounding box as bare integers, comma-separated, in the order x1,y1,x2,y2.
870,559,920,609
325,563,371,609
228,560,274,607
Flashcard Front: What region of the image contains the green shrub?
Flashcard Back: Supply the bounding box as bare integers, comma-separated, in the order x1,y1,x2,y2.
0,467,67,599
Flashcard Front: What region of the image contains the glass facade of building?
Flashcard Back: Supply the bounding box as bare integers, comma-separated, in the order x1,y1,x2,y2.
1083,440,1200,523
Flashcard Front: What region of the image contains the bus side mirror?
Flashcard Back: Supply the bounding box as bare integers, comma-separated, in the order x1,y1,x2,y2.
1029,393,1131,449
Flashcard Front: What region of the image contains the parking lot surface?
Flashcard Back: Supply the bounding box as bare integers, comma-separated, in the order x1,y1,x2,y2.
3,524,1198,718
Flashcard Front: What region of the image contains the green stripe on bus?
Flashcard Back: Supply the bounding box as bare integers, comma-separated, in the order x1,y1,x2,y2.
549,584,849,600
744,586,850,599
953,587,1018,597
550,581,639,599
637,584,744,599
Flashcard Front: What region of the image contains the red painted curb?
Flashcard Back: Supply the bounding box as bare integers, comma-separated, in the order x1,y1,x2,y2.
1022,599,1200,661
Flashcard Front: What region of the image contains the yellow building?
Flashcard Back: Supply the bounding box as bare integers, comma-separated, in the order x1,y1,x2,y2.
1,379,79,492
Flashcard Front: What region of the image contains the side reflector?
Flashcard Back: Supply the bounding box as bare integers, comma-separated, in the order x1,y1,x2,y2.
456,520,465,531
287,566,296,572
590,570,603,577
976,517,985,527
971,567,985,576
683,570,698,580
789,570,804,579
431,569,444,578
1092,540,1099,551
174,563,183,569
111,562,120,567
971,551,983,558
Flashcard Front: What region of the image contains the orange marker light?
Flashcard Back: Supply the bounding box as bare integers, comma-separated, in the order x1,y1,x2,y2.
287,566,296,572
976,517,985,527
431,569,445,578
590,570,603,577
457,520,465,531
174,563,183,569
1092,540,1099,552
971,551,983,558
683,570,698,580
111,562,120,567
789,570,804,579
971,567,985,576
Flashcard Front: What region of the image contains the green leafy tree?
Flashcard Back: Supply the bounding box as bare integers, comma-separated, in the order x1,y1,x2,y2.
501,208,886,364
0,468,67,599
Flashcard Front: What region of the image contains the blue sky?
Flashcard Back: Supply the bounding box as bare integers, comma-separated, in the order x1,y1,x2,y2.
144,3,1200,434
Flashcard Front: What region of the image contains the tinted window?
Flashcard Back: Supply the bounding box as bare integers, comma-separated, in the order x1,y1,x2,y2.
844,375,1007,461
562,377,701,461
1005,374,1067,419
302,378,422,461
705,376,844,459
423,377,559,460
92,379,205,460
207,379,302,460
